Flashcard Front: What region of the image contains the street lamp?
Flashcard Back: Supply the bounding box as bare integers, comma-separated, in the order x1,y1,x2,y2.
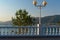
33,0,47,26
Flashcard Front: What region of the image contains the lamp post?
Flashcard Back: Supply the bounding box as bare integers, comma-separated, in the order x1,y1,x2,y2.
33,0,47,26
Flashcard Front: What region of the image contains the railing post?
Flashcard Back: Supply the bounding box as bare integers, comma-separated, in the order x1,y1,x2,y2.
37,24,39,35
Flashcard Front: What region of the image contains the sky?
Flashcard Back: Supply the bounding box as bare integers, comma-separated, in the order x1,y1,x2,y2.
0,0,60,22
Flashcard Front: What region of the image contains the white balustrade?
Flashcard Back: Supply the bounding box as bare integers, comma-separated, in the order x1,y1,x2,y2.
0,26,39,36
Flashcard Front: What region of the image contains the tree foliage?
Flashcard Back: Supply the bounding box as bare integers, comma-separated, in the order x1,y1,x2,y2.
12,9,33,26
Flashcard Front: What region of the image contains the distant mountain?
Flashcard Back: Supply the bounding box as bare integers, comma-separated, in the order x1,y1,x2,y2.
0,15,60,25
41,15,60,25
0,21,12,25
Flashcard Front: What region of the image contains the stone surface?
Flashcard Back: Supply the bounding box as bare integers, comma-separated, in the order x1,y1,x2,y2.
0,36,60,40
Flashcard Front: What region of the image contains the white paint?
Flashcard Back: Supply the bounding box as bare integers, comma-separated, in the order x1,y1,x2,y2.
37,24,39,35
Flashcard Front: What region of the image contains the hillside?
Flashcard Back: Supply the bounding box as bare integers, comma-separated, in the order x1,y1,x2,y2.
0,15,60,25
41,15,60,25
0,21,12,25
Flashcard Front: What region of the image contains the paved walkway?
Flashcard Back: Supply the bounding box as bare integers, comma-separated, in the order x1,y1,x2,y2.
0,36,60,40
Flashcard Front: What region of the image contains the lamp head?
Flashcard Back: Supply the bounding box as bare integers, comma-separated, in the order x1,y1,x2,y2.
42,0,47,6
33,0,37,6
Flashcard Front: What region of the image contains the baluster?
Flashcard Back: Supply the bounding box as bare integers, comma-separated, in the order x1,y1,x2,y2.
57,28,59,35
59,28,60,35
3,28,5,35
37,27,39,35
31,27,33,35
20,28,22,35
22,28,23,35
33,27,35,35
0,31,1,35
25,28,27,35
29,27,31,35
50,28,52,35
52,28,55,35
33,27,34,35
27,27,32,35
17,28,19,35
46,28,48,35
26,28,28,35
24,28,26,35
5,28,7,35
32,27,34,35
0,28,1,35
6,28,8,35
34,27,37,35
30,27,32,35
36,27,37,35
